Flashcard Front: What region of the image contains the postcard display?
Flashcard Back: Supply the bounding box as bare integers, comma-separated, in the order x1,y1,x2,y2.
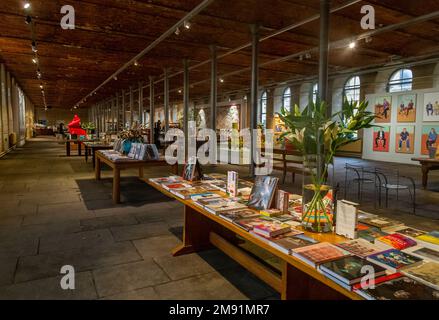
363,89,439,164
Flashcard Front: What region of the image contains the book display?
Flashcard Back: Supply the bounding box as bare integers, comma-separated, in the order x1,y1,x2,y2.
147,174,439,300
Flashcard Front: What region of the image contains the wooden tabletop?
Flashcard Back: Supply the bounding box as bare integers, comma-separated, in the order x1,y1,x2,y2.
145,179,362,300
412,157,439,163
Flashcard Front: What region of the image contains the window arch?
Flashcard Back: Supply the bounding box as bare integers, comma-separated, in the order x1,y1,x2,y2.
312,83,319,103
282,87,292,112
260,91,267,127
344,76,361,103
388,68,413,93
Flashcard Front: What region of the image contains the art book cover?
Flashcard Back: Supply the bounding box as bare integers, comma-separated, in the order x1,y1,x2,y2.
227,171,238,197
367,249,423,272
358,227,388,243
276,190,290,213
395,227,426,239
162,182,192,191
270,233,316,254
171,187,213,200
219,209,261,222
403,262,439,290
377,233,417,250
234,217,274,232
198,197,247,214
252,221,291,238
336,239,383,258
320,255,387,285
403,246,439,263
247,176,279,210
354,274,439,300
292,242,349,268
417,231,439,246
360,217,403,229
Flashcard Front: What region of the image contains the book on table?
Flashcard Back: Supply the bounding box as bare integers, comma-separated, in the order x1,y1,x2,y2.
195,197,247,215
402,261,439,290
336,239,384,258
389,227,426,238
171,187,214,200
359,216,404,230
252,220,291,238
149,176,182,185
376,233,417,250
247,176,279,210
416,231,439,249
358,227,388,243
353,273,439,300
319,255,387,286
403,246,439,263
219,209,261,222
366,249,423,273
260,209,283,218
234,216,274,232
161,182,192,192
291,242,350,268
267,232,317,255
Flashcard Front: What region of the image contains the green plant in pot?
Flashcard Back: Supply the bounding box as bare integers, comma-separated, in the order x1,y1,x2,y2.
81,122,96,135
278,98,376,233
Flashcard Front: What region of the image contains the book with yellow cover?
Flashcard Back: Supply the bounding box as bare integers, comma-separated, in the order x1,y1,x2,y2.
416,231,439,247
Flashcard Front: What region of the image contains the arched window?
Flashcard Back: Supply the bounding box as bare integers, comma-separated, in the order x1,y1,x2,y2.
388,69,413,93
282,87,292,112
344,76,361,103
312,83,319,103
261,91,267,127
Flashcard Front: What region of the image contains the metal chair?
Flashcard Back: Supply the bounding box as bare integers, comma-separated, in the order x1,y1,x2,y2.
344,164,381,207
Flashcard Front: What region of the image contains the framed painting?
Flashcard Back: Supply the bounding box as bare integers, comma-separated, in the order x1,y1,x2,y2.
373,126,390,152
374,96,392,123
423,93,439,122
397,94,416,123
421,126,439,155
395,126,415,154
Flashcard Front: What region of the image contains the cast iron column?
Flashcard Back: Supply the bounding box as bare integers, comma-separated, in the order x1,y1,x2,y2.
138,82,143,125
318,0,331,103
164,68,170,132
149,76,155,144
250,24,260,177
210,45,217,132
183,59,189,160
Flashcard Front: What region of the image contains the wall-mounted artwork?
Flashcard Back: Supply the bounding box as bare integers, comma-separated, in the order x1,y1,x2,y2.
397,94,416,123
421,125,439,155
373,126,390,152
217,104,240,130
395,125,415,154
374,96,392,123
423,93,439,122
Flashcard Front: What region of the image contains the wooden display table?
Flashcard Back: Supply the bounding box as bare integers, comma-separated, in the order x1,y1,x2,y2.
95,151,178,204
83,142,113,168
411,157,439,189
65,139,96,157
146,180,362,300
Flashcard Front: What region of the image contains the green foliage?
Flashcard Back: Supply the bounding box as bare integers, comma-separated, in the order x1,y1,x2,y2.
81,122,96,131
278,98,376,165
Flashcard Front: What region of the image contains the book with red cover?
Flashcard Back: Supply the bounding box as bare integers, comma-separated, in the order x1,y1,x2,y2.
377,233,417,250
252,221,291,238
292,242,350,268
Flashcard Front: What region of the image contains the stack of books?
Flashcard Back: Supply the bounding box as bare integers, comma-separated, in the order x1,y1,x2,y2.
292,243,350,268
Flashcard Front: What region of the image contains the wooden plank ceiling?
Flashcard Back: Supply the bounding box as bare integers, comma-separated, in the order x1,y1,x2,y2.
1,0,439,109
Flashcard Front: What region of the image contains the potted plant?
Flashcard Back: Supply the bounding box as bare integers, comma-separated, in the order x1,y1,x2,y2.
119,127,145,154
81,122,96,136
278,98,376,233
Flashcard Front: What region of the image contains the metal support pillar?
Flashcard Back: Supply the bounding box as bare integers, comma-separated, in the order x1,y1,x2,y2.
183,59,189,160
210,45,217,132
250,24,260,177
149,76,155,144
138,82,143,125
121,90,126,130
318,0,331,103
164,68,170,132
129,86,134,127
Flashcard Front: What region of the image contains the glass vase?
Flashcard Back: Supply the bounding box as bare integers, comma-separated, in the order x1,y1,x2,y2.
301,154,334,233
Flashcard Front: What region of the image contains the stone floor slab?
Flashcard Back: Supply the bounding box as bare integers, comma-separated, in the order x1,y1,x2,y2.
80,214,138,231
154,253,216,281
111,221,171,242
133,234,181,259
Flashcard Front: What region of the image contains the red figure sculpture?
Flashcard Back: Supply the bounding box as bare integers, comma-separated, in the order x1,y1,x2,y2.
68,115,87,136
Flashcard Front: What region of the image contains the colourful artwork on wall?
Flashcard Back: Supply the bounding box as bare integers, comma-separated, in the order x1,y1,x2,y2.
421,125,439,155
217,104,240,130
395,125,415,154
397,94,416,123
423,92,439,122
374,96,392,123
373,126,390,152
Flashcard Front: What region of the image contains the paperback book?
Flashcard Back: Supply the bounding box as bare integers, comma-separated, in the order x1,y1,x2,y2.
227,171,238,197
366,249,423,273
234,217,274,232
358,227,388,243
247,176,279,210
416,231,439,249
219,209,261,222
395,227,426,239
252,221,291,238
353,273,439,300
196,197,247,214
403,262,439,290
376,233,417,250
319,255,387,285
268,232,317,255
292,242,350,268
403,246,439,263
336,239,383,258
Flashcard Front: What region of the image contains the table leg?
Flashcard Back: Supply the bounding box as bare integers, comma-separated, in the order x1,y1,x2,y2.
172,205,215,256
78,142,82,156
422,165,429,189
139,167,144,178
113,168,121,204
95,156,101,180
66,141,70,157
85,146,89,162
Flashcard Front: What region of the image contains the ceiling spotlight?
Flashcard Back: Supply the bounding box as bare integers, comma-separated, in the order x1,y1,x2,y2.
32,57,38,64
134,60,139,67
36,70,42,79
183,21,191,29
31,41,37,52
219,78,224,83
24,3,31,9
25,15,32,24
113,76,118,80
349,41,356,49
175,27,180,36
39,84,43,89
178,89,182,94
74,106,78,109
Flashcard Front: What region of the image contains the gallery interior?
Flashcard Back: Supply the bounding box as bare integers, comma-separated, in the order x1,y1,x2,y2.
1,0,439,301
